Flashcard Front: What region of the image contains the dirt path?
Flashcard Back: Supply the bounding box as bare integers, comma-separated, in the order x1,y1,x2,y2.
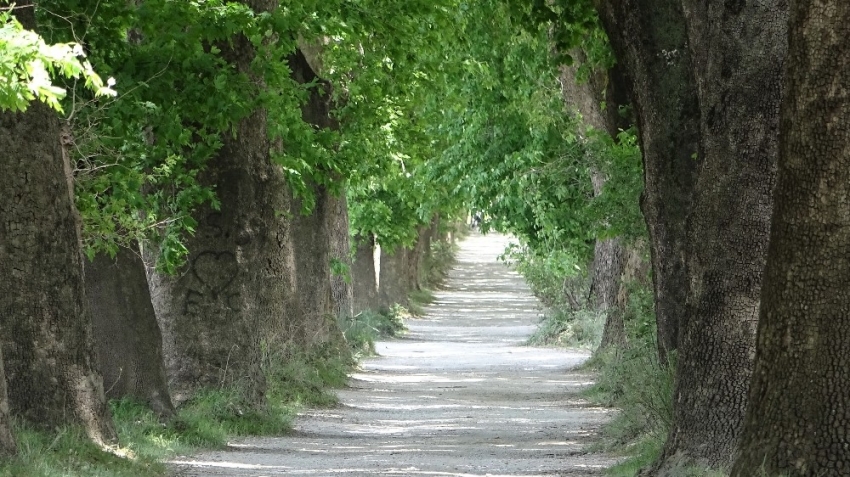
171,233,616,476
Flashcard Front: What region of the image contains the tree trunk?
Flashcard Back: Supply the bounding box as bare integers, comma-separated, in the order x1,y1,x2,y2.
0,346,16,456
593,237,627,349
0,4,116,444
328,188,354,320
731,3,850,475
590,170,627,349
379,245,412,307
85,246,175,419
594,0,700,362
351,235,379,314
647,1,787,473
559,50,634,351
147,0,295,404
405,226,431,292
287,47,347,347
291,186,342,347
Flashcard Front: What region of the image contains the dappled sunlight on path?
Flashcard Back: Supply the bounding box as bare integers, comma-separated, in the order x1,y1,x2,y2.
172,232,615,476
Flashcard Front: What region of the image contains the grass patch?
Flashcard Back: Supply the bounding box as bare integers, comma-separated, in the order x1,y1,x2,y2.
340,305,408,357
580,281,679,477
0,336,360,476
527,307,605,349
266,345,352,407
0,423,164,477
407,288,435,316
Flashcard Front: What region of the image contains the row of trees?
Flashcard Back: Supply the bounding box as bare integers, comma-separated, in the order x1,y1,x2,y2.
2,0,848,475
0,0,464,458
412,0,850,474
574,0,847,474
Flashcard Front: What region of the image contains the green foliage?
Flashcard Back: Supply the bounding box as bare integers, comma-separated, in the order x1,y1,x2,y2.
503,241,604,348
502,243,588,308
504,0,613,72
581,282,676,476
0,9,115,113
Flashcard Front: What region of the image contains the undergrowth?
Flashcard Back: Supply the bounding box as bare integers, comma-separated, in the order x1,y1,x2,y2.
501,243,604,349
341,305,409,357
0,229,462,476
0,311,396,476
504,241,724,476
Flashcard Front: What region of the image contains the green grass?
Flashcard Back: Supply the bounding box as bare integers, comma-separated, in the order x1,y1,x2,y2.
0,423,165,477
0,338,361,476
408,288,435,316
341,306,408,357
0,236,464,477
527,307,605,349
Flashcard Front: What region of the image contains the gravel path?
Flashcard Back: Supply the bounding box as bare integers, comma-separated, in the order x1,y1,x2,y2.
171,233,615,476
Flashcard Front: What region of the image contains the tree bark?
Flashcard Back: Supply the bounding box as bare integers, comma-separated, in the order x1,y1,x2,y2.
730,2,850,475
0,4,116,444
290,186,341,347
593,236,627,348
594,0,700,362
559,51,631,350
646,1,787,473
86,246,175,419
146,0,295,404
328,188,354,320
379,245,412,307
288,47,348,347
0,346,16,456
351,235,379,314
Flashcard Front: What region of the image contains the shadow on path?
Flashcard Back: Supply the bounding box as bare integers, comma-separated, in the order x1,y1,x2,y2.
171,233,616,476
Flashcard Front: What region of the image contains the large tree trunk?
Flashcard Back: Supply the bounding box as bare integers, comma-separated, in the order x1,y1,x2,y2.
594,0,700,362
351,236,380,314
731,3,850,475
147,0,295,404
290,186,344,347
0,346,16,456
288,47,347,347
648,1,787,473
328,188,354,320
559,51,630,350
379,245,412,307
86,247,175,419
0,5,116,444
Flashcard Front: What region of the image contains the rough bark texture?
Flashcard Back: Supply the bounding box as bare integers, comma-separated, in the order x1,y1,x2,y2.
730,2,850,475
147,0,294,403
379,246,412,307
328,189,354,320
0,4,116,444
0,346,16,456
288,47,348,346
290,187,339,347
351,236,380,314
594,0,700,362
593,237,626,349
86,247,175,418
649,1,787,473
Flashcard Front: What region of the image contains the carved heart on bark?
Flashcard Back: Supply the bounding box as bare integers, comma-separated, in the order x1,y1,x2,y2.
192,251,238,294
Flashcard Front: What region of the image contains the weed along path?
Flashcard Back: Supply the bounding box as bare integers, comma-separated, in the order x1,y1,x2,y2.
172,233,615,476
